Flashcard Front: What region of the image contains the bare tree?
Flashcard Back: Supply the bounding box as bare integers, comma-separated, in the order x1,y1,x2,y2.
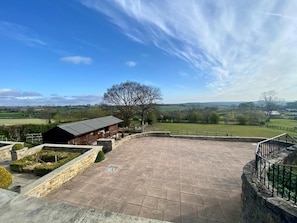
260,90,279,119
103,81,139,126
103,81,162,127
136,84,162,128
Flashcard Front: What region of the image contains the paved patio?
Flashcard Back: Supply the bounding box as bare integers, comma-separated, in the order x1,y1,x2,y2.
46,137,255,223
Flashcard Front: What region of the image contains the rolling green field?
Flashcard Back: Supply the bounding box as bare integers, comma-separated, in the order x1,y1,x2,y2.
0,119,49,125
147,122,297,138
0,112,25,118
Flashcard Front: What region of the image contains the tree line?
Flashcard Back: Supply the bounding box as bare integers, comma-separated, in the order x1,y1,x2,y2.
1,86,296,142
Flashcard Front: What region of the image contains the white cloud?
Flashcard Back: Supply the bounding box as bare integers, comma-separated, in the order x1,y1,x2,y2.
80,0,297,101
60,56,93,64
125,61,137,67
0,89,41,104
0,21,46,47
0,88,22,98
0,88,102,106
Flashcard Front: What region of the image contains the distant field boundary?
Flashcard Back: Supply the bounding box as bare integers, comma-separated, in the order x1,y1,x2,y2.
266,124,297,132
0,119,49,125
146,122,297,138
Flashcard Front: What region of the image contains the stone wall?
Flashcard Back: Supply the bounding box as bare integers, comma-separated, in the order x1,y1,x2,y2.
112,131,264,150
11,143,94,161
11,145,43,161
171,135,265,142
0,144,13,161
284,149,297,165
241,161,297,223
0,141,23,161
22,145,102,198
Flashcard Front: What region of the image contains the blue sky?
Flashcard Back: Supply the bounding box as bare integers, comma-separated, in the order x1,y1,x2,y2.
0,0,296,106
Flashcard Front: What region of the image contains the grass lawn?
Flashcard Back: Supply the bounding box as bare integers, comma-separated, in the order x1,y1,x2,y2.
0,119,49,125
268,119,297,128
147,122,297,138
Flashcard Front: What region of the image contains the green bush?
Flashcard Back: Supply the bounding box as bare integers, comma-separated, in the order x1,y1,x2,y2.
12,143,24,151
10,150,80,176
24,142,40,148
0,166,13,189
237,115,248,125
34,163,57,176
34,152,80,176
95,151,105,163
10,159,36,172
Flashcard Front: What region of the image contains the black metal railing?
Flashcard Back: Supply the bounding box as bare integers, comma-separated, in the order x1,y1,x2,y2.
255,133,297,203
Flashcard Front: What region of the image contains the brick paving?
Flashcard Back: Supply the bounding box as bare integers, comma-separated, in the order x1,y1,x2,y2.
46,137,255,223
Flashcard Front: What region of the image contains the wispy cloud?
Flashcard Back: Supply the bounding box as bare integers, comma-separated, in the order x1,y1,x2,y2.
0,88,101,106
76,38,103,51
256,11,297,21
60,56,93,64
80,0,297,101
125,61,137,67
0,21,46,47
179,72,189,78
46,94,102,106
176,85,186,89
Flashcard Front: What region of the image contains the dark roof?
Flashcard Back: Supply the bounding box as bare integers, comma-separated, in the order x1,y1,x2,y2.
58,116,123,136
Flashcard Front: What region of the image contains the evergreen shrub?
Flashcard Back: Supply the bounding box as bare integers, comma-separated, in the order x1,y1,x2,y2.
95,151,105,163
0,166,13,189
12,143,24,151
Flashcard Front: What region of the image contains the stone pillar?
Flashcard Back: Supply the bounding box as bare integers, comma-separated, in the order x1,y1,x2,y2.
97,139,115,153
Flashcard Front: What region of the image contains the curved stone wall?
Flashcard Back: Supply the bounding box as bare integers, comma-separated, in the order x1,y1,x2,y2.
241,161,297,223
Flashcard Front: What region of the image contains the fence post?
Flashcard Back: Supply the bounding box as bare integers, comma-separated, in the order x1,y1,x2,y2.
272,163,275,196
282,166,285,198
277,165,280,196
255,154,258,177
288,166,292,201
294,174,297,203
